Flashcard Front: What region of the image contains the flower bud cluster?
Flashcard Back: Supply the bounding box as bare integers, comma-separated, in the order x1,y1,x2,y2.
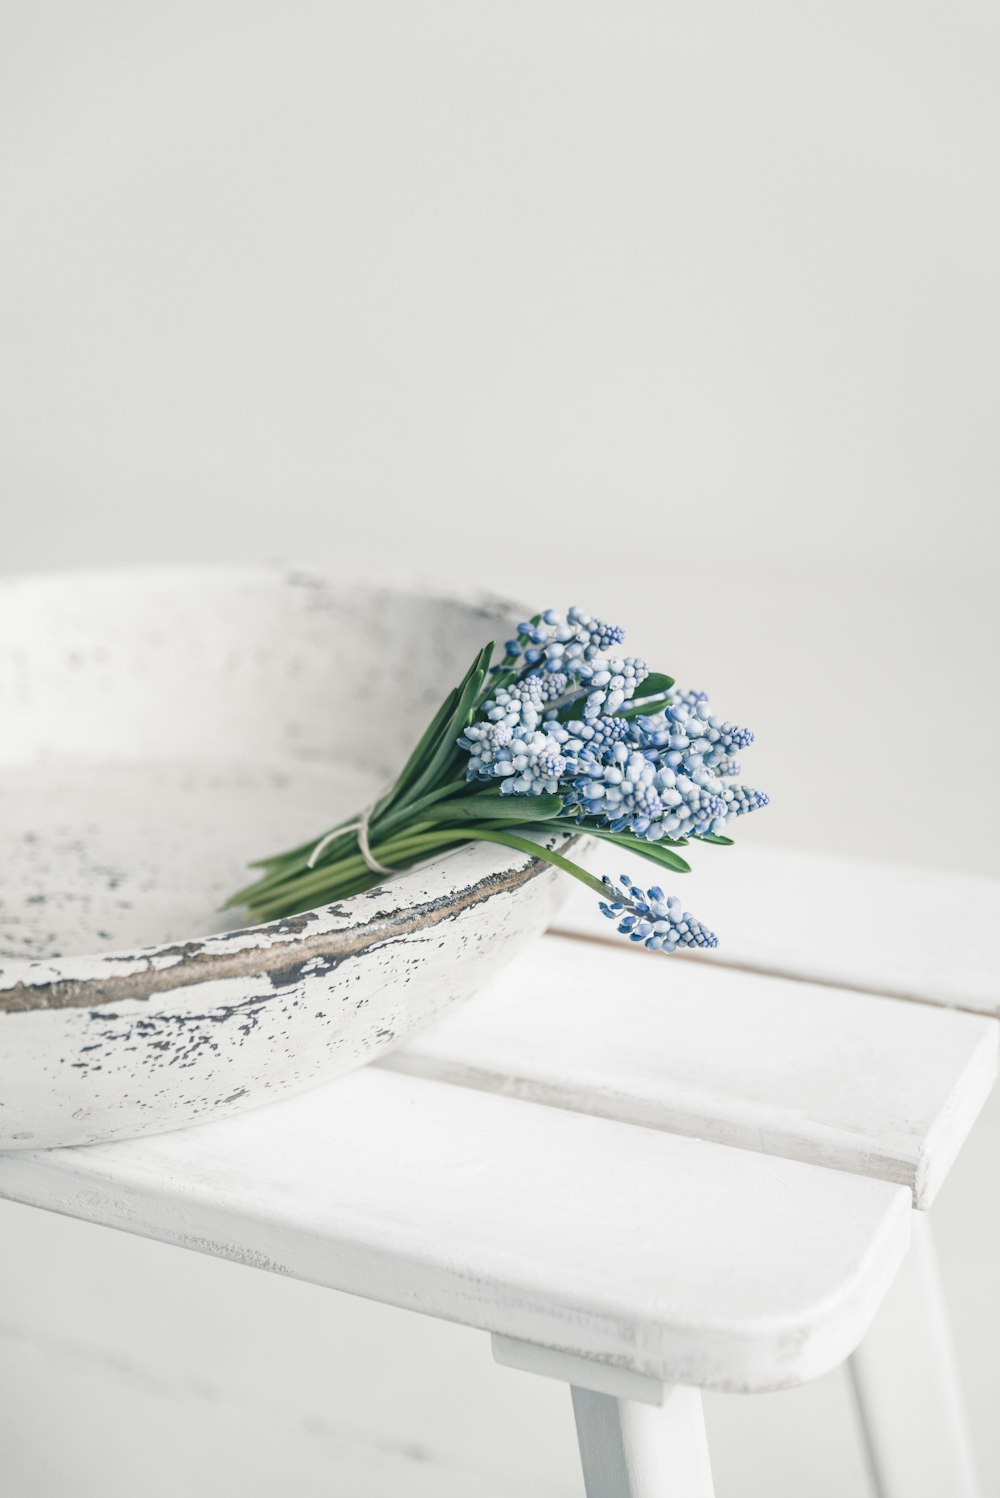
500,607,626,675
599,874,719,953
575,656,649,718
489,730,568,796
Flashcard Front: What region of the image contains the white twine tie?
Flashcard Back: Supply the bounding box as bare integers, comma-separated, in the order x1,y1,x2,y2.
307,781,399,876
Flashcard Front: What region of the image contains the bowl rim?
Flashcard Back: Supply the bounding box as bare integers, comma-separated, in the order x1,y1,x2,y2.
0,564,571,1014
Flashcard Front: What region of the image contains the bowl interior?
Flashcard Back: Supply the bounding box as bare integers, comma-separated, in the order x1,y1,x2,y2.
0,568,518,962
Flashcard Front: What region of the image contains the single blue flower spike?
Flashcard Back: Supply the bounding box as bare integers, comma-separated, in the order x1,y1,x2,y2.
724,785,770,818
497,607,627,676
598,874,719,954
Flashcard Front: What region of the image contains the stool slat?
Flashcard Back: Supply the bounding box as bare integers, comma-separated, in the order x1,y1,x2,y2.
554,842,1000,1016
0,1066,909,1394
387,934,997,1206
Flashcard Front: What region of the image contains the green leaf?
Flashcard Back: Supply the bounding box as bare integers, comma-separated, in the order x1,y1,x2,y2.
619,693,674,720
477,794,563,821
399,644,493,803
455,644,494,729
613,842,691,875
696,832,735,846
422,792,564,825
386,686,460,801
579,825,692,873
633,671,674,698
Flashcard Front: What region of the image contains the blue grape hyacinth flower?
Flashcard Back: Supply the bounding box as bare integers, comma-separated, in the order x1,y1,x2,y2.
598,874,719,954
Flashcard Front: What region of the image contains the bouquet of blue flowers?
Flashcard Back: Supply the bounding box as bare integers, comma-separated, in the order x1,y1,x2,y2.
227,607,768,953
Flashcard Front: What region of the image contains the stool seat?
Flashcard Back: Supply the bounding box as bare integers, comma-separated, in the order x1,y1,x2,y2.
2,842,997,1496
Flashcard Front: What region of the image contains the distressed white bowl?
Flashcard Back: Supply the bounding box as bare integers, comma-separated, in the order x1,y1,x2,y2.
0,567,572,1149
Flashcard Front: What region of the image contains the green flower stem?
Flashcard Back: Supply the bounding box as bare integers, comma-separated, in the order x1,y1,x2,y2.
229,779,484,908
458,827,611,898
237,821,610,924
374,776,479,828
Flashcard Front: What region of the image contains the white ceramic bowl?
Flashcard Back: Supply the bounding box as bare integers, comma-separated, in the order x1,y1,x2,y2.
0,567,572,1148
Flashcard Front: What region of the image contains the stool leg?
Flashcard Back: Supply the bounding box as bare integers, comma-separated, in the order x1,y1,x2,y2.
570,1384,715,1498
848,1212,980,1498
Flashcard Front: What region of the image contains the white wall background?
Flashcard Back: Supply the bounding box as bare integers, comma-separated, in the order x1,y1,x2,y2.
2,4,998,1495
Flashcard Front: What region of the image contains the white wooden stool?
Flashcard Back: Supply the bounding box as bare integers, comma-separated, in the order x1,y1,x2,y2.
1,844,996,1497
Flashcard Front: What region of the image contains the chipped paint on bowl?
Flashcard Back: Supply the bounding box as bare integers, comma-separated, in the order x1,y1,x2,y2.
0,567,573,1149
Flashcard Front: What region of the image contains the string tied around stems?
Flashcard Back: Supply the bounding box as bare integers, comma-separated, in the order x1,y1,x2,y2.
306,783,399,877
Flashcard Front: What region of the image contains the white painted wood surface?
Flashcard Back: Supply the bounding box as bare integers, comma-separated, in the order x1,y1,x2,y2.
387,935,998,1207
0,1066,910,1394
555,842,1000,1017
571,1386,715,1498
848,1213,981,1498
